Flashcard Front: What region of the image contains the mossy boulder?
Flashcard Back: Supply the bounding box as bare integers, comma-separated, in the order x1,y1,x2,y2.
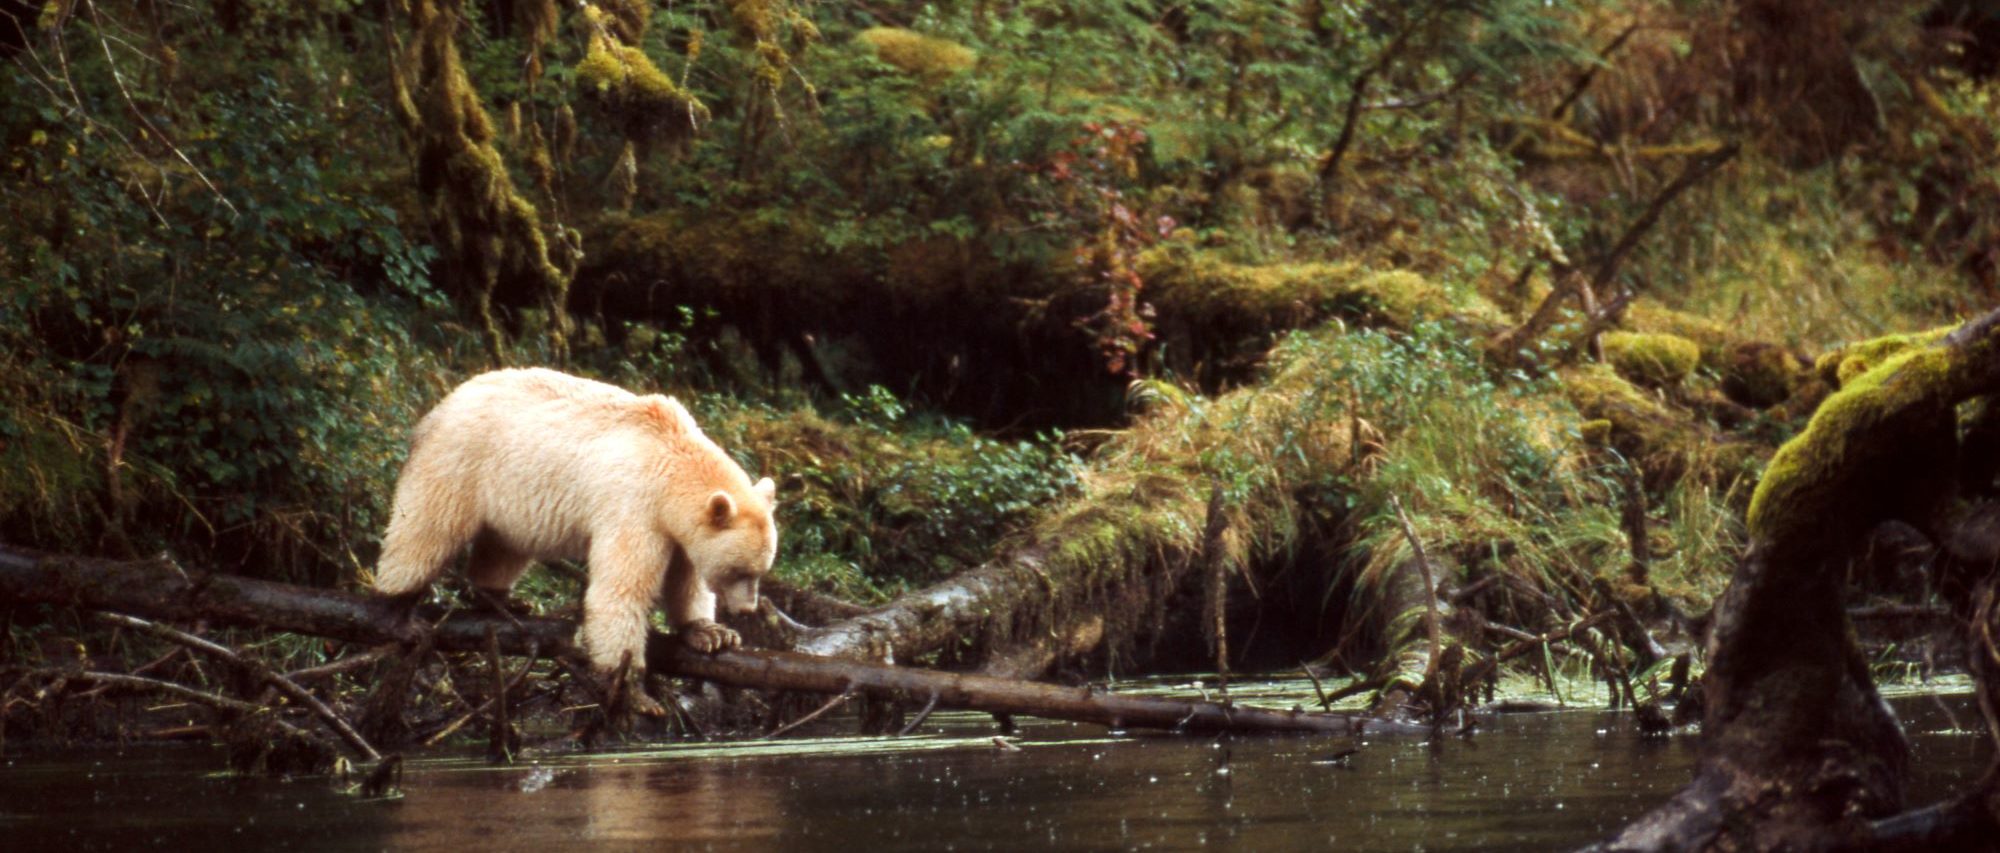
1600,332,1700,388
1559,363,1730,486
1625,302,1732,364
856,27,976,78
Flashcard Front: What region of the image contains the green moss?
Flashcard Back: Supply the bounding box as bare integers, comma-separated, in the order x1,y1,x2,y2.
1813,326,1955,388
1747,346,1954,542
856,27,976,78
1625,302,1732,364
575,37,711,139
1137,246,1507,333
1558,363,1711,482
1579,418,1613,446
1600,331,1701,388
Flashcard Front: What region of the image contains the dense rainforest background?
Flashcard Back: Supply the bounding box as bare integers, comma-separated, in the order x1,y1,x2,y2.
5,0,2000,686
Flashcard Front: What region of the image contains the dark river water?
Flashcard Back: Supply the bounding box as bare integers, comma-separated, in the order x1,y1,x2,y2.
0,686,1987,852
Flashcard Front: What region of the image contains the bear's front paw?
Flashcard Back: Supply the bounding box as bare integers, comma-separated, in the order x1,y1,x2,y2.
680,619,741,654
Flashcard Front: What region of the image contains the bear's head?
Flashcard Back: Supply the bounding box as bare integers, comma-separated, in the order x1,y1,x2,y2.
684,476,778,615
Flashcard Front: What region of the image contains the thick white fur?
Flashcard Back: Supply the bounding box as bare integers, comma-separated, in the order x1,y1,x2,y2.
373,368,777,672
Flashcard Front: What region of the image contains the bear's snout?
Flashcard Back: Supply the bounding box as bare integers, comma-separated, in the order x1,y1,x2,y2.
721,579,760,615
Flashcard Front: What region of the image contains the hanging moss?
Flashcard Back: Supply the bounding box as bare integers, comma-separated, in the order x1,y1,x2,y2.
1600,331,1701,388
575,37,711,144
855,27,976,79
395,0,572,357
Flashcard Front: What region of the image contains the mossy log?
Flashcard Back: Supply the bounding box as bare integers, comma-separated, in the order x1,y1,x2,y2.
0,545,1412,737
787,469,1222,677
580,214,1491,425
1588,308,2000,851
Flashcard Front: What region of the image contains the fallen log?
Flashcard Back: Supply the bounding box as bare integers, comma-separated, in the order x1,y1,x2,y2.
0,545,1421,737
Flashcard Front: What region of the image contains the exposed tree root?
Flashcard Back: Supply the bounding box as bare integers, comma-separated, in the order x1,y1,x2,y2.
1587,308,2000,851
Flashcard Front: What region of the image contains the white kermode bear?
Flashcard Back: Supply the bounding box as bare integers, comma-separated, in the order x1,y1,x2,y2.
372,368,777,676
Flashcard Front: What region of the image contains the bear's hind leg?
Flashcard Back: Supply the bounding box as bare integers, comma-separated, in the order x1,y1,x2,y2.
372,469,479,596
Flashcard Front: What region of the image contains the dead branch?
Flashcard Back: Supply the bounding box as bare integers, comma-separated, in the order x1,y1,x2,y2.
1551,22,1642,121
1201,484,1231,694
1389,496,1445,683
1316,3,1444,196
1460,611,1614,688
97,611,382,762
21,667,267,716
763,688,857,739
1490,142,1739,364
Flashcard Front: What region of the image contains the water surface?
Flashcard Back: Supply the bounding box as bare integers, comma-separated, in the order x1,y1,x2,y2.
2,689,1985,851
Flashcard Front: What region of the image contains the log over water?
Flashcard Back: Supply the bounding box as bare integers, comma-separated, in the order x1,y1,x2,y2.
0,546,1422,738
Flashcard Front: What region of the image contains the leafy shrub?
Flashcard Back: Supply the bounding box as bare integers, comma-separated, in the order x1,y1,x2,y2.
1,72,445,584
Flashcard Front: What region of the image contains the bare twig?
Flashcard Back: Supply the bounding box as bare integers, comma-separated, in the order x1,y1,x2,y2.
28,667,266,715
1201,485,1231,696
1317,3,1444,195
1300,662,1332,711
487,627,514,763
897,690,942,736
1551,22,1642,121
763,688,858,740
1492,143,1739,363
96,612,381,762
1461,611,1615,687
81,0,238,219
285,648,393,683
1388,496,1445,682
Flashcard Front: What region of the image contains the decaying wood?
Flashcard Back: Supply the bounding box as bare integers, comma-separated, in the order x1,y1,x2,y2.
0,545,1422,738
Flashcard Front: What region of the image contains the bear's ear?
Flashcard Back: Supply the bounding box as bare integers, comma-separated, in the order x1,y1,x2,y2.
754,477,776,505
706,491,737,528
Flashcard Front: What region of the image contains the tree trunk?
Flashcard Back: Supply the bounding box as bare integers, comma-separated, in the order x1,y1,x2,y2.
1587,308,2000,850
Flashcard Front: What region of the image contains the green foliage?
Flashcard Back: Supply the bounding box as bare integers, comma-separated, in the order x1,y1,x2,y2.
1290,322,1686,611
1,69,443,584
0,0,1991,638
699,395,1081,601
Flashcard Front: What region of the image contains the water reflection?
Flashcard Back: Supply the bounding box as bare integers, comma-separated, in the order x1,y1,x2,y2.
370,758,784,846
0,692,1988,852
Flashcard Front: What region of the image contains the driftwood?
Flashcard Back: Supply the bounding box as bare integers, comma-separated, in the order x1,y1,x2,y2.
1588,308,2000,850
0,545,1424,738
